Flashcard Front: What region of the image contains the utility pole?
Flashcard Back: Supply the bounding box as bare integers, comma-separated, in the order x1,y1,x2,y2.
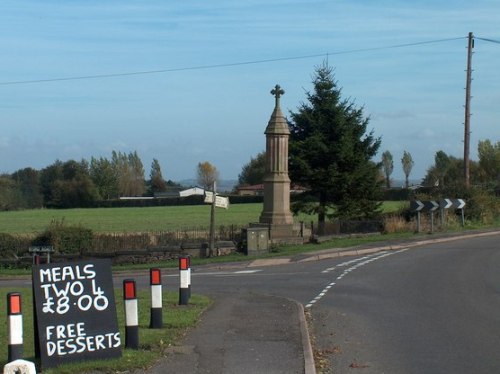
463,31,474,189
209,181,216,257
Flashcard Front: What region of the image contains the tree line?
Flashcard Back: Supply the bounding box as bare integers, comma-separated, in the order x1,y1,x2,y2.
380,140,500,191
0,151,179,210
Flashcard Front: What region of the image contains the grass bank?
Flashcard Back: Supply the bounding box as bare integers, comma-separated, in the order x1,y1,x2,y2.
0,288,211,373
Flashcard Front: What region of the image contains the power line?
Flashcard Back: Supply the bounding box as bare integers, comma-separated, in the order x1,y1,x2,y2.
476,37,500,44
0,36,466,86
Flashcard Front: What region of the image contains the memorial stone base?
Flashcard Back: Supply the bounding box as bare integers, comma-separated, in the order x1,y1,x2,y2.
268,224,304,246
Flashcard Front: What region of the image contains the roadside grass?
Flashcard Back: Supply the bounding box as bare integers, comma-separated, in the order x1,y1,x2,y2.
0,288,211,373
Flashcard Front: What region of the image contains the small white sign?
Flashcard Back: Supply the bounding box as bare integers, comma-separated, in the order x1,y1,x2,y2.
204,192,229,209
204,191,214,203
215,196,229,209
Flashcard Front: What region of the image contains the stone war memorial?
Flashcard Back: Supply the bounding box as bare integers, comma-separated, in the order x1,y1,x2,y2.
257,85,302,245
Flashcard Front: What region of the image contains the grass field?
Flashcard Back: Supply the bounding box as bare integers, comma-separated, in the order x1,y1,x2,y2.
0,204,264,234
0,202,407,235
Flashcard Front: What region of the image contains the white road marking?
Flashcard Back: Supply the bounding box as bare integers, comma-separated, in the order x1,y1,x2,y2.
306,248,410,309
321,253,386,273
233,270,263,274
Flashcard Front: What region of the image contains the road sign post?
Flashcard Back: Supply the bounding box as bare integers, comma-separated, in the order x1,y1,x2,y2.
410,200,424,233
439,199,453,227
424,201,439,233
452,199,466,227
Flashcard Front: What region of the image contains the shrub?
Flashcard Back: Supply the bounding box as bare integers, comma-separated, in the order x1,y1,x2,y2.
383,215,414,233
465,189,500,224
0,233,30,258
34,219,94,255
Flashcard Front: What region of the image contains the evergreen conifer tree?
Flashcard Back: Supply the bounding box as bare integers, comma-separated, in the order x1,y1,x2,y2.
289,64,382,229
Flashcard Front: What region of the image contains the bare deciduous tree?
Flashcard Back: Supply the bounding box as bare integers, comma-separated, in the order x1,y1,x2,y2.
197,161,219,191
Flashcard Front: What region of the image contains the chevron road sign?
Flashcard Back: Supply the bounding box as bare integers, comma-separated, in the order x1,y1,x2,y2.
410,200,425,212
423,200,439,211
440,199,453,209
412,198,466,232
411,199,465,213
452,198,466,209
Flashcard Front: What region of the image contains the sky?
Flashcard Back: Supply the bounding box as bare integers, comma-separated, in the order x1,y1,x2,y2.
1,1,499,184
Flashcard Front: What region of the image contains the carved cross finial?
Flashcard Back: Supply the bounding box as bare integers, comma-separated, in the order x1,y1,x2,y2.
271,84,284,107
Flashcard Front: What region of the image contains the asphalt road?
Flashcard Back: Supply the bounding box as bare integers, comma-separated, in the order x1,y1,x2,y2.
152,233,500,374
309,234,500,374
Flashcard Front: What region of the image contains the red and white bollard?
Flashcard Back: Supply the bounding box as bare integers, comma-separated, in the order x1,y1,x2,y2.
7,292,23,362
149,268,163,329
123,279,139,349
179,256,190,305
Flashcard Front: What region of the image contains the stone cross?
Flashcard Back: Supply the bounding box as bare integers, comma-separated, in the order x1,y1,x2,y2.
271,84,285,107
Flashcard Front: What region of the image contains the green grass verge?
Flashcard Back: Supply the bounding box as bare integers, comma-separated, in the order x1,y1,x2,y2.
0,288,211,373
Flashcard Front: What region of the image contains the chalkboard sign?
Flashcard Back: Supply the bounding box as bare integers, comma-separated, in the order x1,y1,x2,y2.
32,259,121,369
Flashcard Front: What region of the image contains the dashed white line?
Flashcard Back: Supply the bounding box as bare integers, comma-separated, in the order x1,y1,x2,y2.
321,253,385,274
305,248,409,308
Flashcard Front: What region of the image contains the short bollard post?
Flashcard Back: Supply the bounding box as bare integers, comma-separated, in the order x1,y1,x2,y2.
149,268,163,329
179,256,189,305
7,292,23,362
123,279,139,349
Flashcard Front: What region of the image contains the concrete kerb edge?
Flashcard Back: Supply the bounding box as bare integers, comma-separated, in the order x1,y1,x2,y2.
293,300,317,374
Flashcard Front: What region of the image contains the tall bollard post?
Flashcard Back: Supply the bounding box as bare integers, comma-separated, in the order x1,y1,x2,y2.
149,268,163,329
7,292,23,362
179,256,189,305
123,279,139,349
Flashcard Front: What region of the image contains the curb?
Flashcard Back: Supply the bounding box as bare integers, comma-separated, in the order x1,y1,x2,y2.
295,300,317,374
